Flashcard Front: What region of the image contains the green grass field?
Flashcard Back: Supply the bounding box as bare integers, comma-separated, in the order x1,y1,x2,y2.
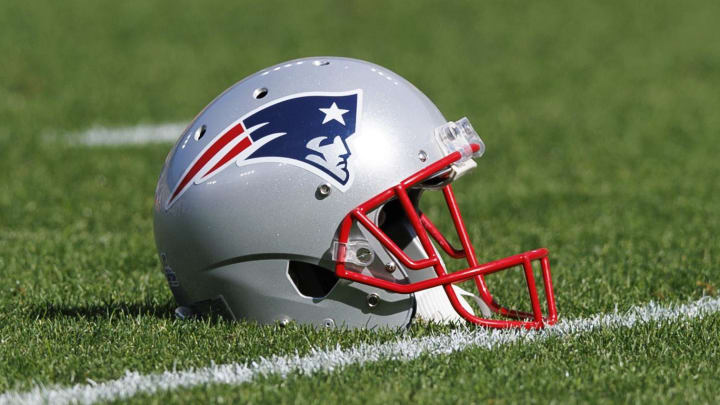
2,0,720,403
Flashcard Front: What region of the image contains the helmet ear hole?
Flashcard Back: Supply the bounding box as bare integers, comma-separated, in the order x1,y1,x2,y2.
288,261,339,298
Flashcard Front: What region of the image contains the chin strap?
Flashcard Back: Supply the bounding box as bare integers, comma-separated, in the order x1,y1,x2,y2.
415,284,492,324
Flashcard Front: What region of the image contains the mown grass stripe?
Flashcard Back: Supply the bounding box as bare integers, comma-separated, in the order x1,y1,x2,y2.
2,296,719,405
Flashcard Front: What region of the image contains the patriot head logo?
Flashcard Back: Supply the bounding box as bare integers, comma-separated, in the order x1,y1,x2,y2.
167,90,362,208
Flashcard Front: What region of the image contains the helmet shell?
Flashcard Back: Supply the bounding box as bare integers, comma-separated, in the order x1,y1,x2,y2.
154,57,449,328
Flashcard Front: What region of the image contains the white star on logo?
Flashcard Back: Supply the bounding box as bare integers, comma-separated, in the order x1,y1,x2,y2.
319,102,349,126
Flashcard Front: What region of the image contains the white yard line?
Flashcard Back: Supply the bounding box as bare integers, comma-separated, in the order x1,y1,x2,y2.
66,122,186,146
2,296,720,405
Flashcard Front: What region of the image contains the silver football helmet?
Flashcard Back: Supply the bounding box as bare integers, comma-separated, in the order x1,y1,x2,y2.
153,57,557,329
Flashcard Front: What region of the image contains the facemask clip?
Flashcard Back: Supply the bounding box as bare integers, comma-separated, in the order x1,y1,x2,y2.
434,117,485,180
331,239,375,266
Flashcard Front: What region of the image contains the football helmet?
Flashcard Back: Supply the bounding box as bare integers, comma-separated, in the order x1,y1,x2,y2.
153,57,557,329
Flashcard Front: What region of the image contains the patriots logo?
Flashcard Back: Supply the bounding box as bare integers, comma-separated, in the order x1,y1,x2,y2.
167,90,362,208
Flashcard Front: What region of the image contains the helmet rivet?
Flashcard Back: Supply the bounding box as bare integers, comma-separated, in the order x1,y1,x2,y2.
418,150,428,162
279,318,291,327
356,247,373,264
323,318,335,328
316,183,332,198
366,293,380,308
385,262,397,273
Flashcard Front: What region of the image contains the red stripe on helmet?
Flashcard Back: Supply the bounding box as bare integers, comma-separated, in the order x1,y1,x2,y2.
202,136,252,178
169,122,246,205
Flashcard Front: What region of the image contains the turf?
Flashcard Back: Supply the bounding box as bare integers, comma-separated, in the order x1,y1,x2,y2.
1,0,720,402
124,313,720,404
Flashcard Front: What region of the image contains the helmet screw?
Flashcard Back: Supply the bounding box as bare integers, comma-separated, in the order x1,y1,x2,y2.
385,262,397,273
316,183,332,199
279,318,291,327
356,247,373,264
323,318,335,328
174,306,194,320
418,150,428,162
366,293,380,308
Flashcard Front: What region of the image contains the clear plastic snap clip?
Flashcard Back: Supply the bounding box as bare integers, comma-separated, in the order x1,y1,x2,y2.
434,117,485,179
331,240,375,266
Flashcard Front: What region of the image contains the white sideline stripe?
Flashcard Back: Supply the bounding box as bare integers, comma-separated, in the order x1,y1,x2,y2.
69,123,186,146
2,297,720,405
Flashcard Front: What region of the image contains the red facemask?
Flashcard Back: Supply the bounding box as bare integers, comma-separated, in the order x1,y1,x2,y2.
333,121,557,329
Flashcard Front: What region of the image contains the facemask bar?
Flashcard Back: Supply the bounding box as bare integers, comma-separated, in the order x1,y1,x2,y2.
333,139,558,329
